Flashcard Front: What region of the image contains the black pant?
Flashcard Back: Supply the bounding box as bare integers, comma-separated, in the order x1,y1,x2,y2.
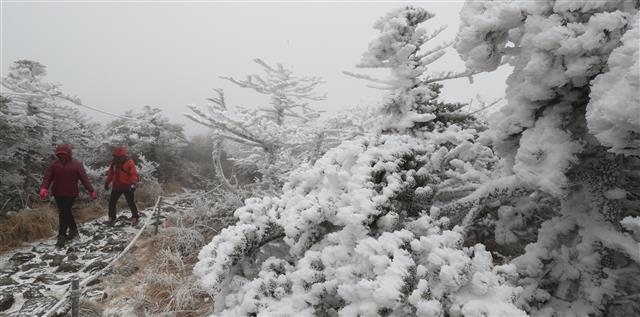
54,197,76,237
108,189,139,220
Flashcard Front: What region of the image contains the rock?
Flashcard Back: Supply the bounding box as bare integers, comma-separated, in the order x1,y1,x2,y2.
84,260,108,274
82,253,100,260
13,296,57,316
86,277,101,287
83,288,104,301
49,255,65,267
101,241,126,253
31,246,41,252
65,246,80,254
66,253,78,261
9,252,35,264
80,227,96,235
56,261,82,273
22,288,43,299
93,233,105,241
0,291,14,311
54,279,70,285
0,267,18,276
34,273,61,284
21,262,45,271
17,268,47,281
40,253,56,261
0,277,16,286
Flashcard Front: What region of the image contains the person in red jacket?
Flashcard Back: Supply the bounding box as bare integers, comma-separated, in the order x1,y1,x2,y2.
104,146,140,226
40,144,97,248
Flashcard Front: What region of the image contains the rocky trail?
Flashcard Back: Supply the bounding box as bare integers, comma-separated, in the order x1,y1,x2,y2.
0,196,178,317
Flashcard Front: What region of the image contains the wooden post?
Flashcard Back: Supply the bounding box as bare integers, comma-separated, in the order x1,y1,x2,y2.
70,275,79,317
154,196,162,235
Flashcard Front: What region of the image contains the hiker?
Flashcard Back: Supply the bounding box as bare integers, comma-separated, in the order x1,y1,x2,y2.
40,144,97,248
104,146,140,226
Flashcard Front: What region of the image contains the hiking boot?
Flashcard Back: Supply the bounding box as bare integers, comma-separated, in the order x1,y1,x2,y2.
103,218,115,226
55,235,66,248
131,217,139,226
67,229,79,240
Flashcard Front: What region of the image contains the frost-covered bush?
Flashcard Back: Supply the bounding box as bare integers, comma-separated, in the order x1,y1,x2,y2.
131,155,162,205
456,1,640,315
193,130,525,316
587,13,640,156
104,106,187,182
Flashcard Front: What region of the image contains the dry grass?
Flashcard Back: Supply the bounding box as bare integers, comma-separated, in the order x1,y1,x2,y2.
137,247,211,315
0,206,57,252
100,223,213,316
154,227,205,258
75,201,107,223
0,201,106,253
135,183,163,209
78,299,104,317
163,179,185,195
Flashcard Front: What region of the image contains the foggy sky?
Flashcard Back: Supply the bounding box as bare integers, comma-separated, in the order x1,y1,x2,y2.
1,1,510,136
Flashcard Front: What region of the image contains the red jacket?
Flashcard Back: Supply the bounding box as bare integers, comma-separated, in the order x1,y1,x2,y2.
40,145,95,197
106,158,138,191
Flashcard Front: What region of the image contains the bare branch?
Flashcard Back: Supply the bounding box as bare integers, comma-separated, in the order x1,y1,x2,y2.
422,69,482,84
420,25,448,45
343,71,393,86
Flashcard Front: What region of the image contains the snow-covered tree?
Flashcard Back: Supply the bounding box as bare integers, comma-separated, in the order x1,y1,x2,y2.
456,1,640,315
345,6,477,132
187,59,360,190
0,60,101,211
193,7,526,316
193,131,525,316
104,106,187,182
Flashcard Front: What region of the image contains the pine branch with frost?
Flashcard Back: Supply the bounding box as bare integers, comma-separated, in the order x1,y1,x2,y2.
346,6,483,132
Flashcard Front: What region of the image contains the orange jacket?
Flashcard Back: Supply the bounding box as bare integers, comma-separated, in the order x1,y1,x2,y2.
106,158,138,191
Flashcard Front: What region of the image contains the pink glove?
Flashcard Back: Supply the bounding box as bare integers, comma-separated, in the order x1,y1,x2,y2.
89,191,97,200
39,188,49,200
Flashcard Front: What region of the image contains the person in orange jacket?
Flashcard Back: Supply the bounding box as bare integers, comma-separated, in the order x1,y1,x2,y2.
40,144,97,247
104,146,140,226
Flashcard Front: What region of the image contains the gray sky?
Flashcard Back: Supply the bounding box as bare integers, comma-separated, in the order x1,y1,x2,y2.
1,0,510,136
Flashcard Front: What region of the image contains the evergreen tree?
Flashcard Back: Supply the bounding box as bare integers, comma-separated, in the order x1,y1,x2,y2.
187,59,355,191
104,106,187,182
456,1,639,315
193,7,522,316
0,60,100,211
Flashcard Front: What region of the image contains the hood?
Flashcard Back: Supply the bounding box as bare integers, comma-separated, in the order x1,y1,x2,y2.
112,146,127,157
55,144,72,159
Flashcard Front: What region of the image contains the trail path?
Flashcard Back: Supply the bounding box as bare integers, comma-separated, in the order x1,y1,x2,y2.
0,201,165,317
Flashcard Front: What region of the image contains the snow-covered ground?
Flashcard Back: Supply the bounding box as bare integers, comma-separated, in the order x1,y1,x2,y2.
0,210,150,316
